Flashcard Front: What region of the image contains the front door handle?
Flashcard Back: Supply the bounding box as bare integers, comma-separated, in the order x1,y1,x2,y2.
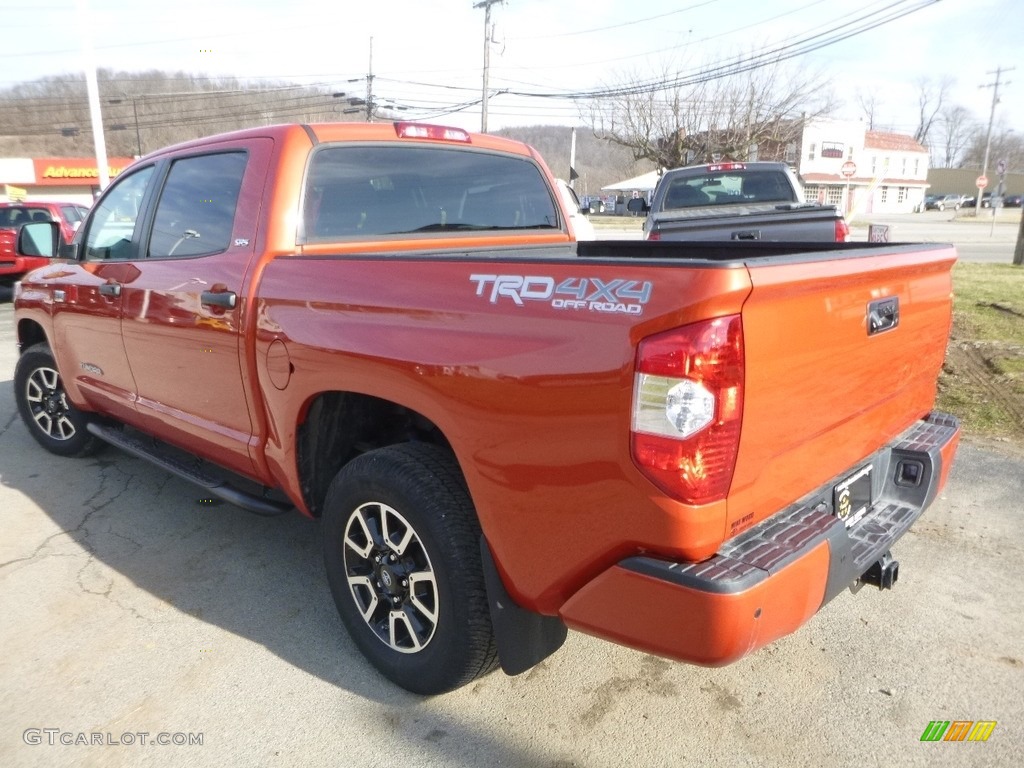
99,282,121,297
201,290,237,309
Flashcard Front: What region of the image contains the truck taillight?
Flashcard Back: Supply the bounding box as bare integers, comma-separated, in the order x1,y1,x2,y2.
631,315,744,505
835,218,851,242
647,229,661,241
394,122,471,143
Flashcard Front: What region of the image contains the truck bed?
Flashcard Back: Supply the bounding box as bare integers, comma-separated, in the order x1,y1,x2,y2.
253,239,956,611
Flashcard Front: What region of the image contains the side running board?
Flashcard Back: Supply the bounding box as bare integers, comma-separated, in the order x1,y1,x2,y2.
86,423,293,517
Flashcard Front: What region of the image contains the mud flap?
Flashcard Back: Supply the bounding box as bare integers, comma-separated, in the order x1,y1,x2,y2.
480,537,568,676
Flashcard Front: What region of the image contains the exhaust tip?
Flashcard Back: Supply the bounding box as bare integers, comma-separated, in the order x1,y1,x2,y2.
860,551,899,590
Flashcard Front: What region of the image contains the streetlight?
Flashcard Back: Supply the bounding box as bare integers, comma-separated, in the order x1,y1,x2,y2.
333,91,367,119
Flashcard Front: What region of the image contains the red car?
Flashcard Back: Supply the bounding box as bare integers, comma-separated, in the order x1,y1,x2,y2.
0,201,89,282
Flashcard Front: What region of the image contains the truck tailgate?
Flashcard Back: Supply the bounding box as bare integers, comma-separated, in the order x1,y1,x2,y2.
649,205,840,242
726,244,956,534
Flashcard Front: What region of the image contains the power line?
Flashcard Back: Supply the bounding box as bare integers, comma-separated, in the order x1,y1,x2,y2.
504,0,938,100
512,0,719,41
0,0,941,141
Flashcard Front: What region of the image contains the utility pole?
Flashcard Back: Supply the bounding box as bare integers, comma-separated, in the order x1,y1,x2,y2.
130,96,141,155
1015,206,1024,266
365,37,375,122
109,95,142,156
337,38,377,121
474,0,503,133
976,65,1014,216
569,127,578,190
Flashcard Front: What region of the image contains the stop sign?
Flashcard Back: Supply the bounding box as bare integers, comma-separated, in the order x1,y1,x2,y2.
841,161,856,178
976,175,988,189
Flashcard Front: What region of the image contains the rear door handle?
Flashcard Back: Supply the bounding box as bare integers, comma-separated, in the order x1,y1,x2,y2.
99,282,121,297
732,230,761,240
201,290,237,309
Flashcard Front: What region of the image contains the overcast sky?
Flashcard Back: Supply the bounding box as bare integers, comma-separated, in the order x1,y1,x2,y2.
4,0,1020,138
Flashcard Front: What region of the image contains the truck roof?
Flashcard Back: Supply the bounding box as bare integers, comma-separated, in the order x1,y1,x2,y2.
133,122,540,164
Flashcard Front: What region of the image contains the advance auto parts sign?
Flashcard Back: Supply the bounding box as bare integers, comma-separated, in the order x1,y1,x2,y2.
32,158,134,186
471,274,652,316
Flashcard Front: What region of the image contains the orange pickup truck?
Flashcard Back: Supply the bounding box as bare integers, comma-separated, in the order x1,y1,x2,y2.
12,122,959,695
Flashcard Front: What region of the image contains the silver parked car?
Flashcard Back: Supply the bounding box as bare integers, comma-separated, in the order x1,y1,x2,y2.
922,194,965,211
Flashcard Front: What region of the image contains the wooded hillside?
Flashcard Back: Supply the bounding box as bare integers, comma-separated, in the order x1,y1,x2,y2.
0,70,651,193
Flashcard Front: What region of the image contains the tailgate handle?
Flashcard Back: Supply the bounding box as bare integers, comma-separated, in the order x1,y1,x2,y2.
868,297,900,335
98,282,121,298
732,230,761,240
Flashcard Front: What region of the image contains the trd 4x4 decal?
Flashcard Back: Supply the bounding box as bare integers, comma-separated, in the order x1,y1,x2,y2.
470,274,652,316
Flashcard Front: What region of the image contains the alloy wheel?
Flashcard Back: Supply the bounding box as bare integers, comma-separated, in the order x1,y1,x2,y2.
342,501,439,653
25,365,76,441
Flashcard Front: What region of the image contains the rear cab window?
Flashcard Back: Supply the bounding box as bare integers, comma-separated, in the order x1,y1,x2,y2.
662,169,799,210
301,145,561,242
1,207,52,226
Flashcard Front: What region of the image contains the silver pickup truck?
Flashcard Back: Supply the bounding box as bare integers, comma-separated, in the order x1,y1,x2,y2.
632,161,850,243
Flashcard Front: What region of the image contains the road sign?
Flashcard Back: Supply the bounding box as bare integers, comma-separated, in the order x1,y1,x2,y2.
976,175,988,189
841,161,857,178
868,224,890,243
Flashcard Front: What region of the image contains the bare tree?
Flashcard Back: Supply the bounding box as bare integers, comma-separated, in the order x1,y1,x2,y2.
913,76,953,145
959,125,1024,172
855,88,882,130
934,105,974,168
584,57,836,170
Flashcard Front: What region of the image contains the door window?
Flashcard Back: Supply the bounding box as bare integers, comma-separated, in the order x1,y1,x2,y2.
83,167,155,261
148,152,247,258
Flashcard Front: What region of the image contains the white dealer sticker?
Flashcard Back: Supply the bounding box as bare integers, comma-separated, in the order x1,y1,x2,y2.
470,274,652,316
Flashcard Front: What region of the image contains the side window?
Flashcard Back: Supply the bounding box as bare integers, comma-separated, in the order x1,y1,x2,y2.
83,166,155,261
149,152,247,259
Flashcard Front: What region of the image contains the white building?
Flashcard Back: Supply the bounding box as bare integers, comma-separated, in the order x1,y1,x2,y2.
799,119,929,216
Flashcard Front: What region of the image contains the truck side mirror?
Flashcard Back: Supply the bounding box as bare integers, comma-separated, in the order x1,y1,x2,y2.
17,221,60,258
626,197,649,215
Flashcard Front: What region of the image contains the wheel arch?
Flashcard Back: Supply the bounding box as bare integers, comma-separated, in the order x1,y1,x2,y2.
295,389,459,518
17,318,50,355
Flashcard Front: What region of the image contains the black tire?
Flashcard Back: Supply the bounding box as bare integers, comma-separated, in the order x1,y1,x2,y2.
14,343,104,458
322,443,498,695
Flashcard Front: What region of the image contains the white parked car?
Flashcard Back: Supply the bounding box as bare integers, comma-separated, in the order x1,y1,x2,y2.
555,179,595,240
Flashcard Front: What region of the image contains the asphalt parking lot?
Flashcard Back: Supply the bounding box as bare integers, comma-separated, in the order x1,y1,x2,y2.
2,225,1022,766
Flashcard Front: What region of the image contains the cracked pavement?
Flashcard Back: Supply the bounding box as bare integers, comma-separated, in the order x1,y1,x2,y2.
2,291,1023,768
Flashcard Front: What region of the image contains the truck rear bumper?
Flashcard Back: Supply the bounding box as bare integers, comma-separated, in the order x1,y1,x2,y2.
558,411,960,666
